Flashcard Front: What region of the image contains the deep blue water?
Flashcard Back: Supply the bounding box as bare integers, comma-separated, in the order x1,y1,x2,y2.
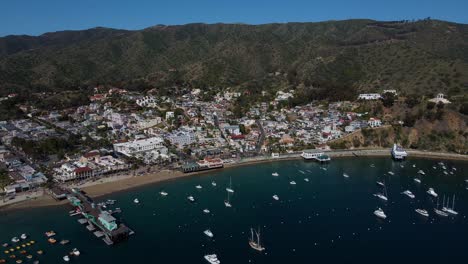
1,157,468,264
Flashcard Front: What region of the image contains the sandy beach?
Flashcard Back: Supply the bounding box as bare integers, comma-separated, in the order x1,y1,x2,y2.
1,148,467,211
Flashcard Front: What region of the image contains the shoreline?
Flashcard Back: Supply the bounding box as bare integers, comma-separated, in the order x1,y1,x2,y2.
1,148,467,211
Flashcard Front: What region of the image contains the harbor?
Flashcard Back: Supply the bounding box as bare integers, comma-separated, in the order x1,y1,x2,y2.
1,157,467,263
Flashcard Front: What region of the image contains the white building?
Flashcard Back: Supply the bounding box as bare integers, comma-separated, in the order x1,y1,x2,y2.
358,93,382,100
165,111,175,120
368,118,382,128
113,137,165,156
167,132,196,147
429,93,451,104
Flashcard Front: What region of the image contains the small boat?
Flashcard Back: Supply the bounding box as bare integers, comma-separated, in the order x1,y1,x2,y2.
20,250,26,254
413,164,416,168
388,171,395,175
60,240,70,245
133,198,140,204
9,255,15,259
203,209,210,214
414,178,421,184
211,181,217,187
343,173,349,178
226,177,234,193
26,255,32,259
36,250,43,255
415,209,429,217
434,197,449,217
204,229,214,238
298,170,306,174
374,208,387,219
47,238,56,244
432,166,437,169
304,178,309,182
187,196,195,202
402,190,415,199
0,259,5,263
16,260,22,264
272,172,279,177
204,254,221,264
374,193,388,201
159,191,168,196
224,192,232,207
249,228,265,252
196,185,203,189
427,188,438,197
2,243,8,248
272,195,279,201
290,181,296,185
11,237,19,243
443,171,448,175
33,261,39,264
417,170,425,175
370,164,375,168
63,255,70,262
376,181,385,187
20,234,27,240
72,248,80,256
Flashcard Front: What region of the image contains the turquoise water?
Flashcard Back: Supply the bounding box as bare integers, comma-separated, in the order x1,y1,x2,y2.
1,157,468,264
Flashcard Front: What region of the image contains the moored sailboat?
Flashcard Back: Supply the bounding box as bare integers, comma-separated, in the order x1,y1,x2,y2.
248,228,265,252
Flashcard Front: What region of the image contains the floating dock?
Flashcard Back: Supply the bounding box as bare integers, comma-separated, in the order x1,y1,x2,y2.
67,188,134,245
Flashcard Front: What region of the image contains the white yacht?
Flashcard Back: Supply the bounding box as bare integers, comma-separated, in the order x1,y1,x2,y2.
374,193,388,201
304,178,310,182
272,195,279,201
211,181,217,187
20,234,27,240
188,196,195,202
196,185,203,189
226,176,234,193
72,248,80,256
272,172,279,177
374,208,387,219
203,209,210,214
417,170,426,175
159,191,168,196
415,209,429,217
388,171,395,176
133,198,140,204
402,190,415,199
204,229,214,238
434,197,449,217
204,254,221,264
298,170,306,174
290,181,297,185
11,237,19,243
343,173,349,178
414,178,421,184
249,228,266,252
442,195,458,215
427,188,438,197
63,255,70,262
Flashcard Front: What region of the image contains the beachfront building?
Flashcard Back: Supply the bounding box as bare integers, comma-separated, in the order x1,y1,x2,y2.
54,163,94,182
167,131,196,147
358,93,381,100
113,137,165,156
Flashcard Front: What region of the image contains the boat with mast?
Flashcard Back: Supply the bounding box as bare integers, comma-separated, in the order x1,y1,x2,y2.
442,194,458,215
248,228,265,252
226,177,234,193
224,191,232,207
434,197,449,217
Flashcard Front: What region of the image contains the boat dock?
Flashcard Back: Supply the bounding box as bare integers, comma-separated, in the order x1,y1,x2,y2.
67,188,134,245
301,150,331,163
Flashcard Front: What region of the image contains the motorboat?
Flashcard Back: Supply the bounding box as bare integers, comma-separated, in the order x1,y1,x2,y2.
211,181,217,187
59,240,70,245
415,209,429,217
417,170,425,175
159,191,168,196
11,238,19,243
304,178,309,182
187,196,195,202
203,209,210,214
343,173,349,178
63,256,70,262
204,254,220,264
290,181,296,185
402,190,415,199
427,188,438,197
196,185,203,189
374,208,387,219
272,195,279,201
272,172,279,177
414,178,421,184
20,234,27,240
204,229,214,238
376,181,385,187
72,248,80,256
374,193,388,201
388,171,395,175
133,198,140,204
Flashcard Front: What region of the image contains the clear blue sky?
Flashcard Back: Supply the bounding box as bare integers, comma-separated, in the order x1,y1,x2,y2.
0,0,466,36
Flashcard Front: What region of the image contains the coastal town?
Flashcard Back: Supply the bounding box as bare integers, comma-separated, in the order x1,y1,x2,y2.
0,86,457,206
